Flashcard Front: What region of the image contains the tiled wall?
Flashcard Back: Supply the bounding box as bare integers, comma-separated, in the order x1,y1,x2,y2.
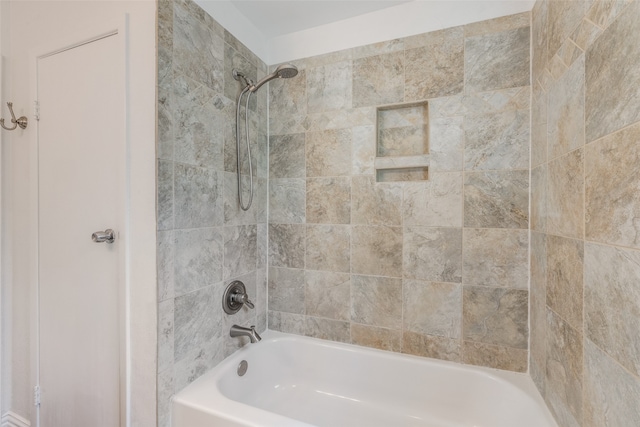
267,13,532,372
156,0,269,425
530,0,640,426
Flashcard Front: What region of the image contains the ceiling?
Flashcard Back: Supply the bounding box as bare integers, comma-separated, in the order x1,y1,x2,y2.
229,0,415,38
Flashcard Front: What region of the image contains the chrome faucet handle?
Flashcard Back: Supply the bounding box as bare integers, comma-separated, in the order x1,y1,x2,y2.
222,280,255,314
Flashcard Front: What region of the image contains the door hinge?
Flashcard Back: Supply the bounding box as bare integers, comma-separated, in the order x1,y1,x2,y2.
34,100,40,121
34,385,41,407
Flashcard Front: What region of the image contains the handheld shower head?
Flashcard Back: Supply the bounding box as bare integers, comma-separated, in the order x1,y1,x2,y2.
250,64,298,92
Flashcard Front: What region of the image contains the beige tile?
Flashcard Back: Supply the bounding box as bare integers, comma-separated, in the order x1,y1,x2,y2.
530,232,547,372
352,225,403,277
352,125,376,175
465,26,530,93
531,165,547,232
405,27,464,101
403,172,463,227
304,270,350,321
547,55,584,159
532,0,548,81
305,225,350,273
269,69,307,135
403,227,463,283
547,149,584,239
402,331,461,362
585,121,640,249
585,0,640,142
306,177,351,224
464,170,529,229
463,285,528,349
546,308,583,426
547,0,586,60
586,0,633,30
352,38,404,59
351,324,402,352
584,339,640,427
306,129,352,177
269,133,305,179
585,242,640,377
403,280,462,338
351,275,402,329
546,235,583,332
351,176,402,226
268,224,305,268
305,317,351,343
429,116,464,171
464,11,530,37
463,228,528,289
269,179,305,224
570,18,602,51
307,60,352,113
463,341,527,372
353,51,404,107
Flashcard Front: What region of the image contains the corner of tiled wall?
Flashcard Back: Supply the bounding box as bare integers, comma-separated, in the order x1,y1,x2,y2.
530,0,640,426
156,0,268,425
267,11,532,373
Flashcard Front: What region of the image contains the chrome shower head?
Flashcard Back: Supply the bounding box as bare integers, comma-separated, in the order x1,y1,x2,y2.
250,64,299,92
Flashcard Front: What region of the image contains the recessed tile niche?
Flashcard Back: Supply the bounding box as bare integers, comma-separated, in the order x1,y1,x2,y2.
375,101,430,182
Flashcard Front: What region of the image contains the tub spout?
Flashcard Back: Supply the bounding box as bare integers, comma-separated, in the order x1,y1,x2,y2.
230,325,262,343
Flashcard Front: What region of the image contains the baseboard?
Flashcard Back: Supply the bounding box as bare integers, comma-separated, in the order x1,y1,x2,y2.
1,412,30,427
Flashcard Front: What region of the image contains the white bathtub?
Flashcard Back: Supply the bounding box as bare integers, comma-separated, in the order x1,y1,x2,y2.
172,331,557,427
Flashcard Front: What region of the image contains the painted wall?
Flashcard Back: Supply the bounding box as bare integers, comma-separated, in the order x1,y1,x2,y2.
1,0,157,425
267,12,532,372
156,0,269,425
530,0,640,426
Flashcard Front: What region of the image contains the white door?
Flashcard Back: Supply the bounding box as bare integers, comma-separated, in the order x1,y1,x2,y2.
37,31,124,426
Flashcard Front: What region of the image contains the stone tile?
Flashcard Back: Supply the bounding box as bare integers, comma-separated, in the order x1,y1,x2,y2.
268,267,305,315
405,27,464,101
532,0,549,80
307,60,352,113
157,160,174,231
157,230,174,302
352,51,404,107
403,227,463,283
352,225,403,277
306,177,351,224
429,116,464,171
585,121,640,249
157,366,173,427
174,284,221,361
351,324,402,352
269,69,307,135
269,179,306,224
173,337,225,392
403,280,462,339
402,331,461,362
547,149,584,239
223,43,257,111
547,235,583,332
548,0,586,60
464,170,529,229
352,125,376,175
223,172,255,226
305,317,351,343
377,106,428,157
531,165,547,232
586,0,633,30
223,225,257,280
304,270,350,321
585,0,640,142
465,26,530,93
351,176,402,226
174,164,223,229
546,308,583,426
158,299,174,374
530,232,547,372
403,172,463,227
268,310,305,335
463,341,527,372
584,339,640,427
225,29,260,68
463,228,528,289
305,225,350,273
351,275,402,330
174,228,223,296
306,129,352,177
548,55,585,159
549,52,569,80
463,286,528,349
269,133,305,179
353,38,404,59
585,242,640,377
305,107,376,132
173,1,224,93
464,109,530,170
268,224,305,269
570,18,602,51
157,78,173,162
464,11,530,37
